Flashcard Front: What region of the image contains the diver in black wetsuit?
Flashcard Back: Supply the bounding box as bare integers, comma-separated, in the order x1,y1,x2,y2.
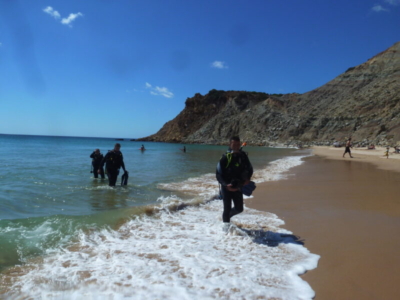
216,136,253,230
90,149,104,179
99,143,127,186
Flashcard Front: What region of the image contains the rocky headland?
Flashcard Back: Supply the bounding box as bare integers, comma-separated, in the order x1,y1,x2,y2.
139,42,400,147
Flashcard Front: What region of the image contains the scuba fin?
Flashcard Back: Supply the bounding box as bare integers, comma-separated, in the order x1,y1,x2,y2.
121,171,129,186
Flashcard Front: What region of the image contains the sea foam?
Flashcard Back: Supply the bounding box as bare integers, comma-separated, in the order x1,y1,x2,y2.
3,155,319,300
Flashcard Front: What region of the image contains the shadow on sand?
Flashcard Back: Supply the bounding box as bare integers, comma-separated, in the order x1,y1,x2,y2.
208,197,305,247
241,228,305,247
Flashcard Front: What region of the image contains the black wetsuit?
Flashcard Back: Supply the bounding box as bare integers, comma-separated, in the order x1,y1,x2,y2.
90,152,104,178
100,150,126,186
216,151,253,223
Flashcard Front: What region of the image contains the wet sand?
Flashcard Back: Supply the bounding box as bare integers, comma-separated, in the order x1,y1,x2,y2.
246,150,400,300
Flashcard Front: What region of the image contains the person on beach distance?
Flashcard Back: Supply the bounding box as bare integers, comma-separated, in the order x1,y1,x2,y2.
90,149,105,179
99,143,127,187
343,138,353,158
216,136,253,232
384,147,390,159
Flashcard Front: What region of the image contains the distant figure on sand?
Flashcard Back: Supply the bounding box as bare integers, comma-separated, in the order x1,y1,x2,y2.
343,138,353,158
99,143,127,187
384,147,389,159
367,144,375,150
216,136,253,233
90,149,105,179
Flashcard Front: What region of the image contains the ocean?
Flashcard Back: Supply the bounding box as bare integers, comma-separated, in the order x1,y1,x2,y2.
0,134,319,299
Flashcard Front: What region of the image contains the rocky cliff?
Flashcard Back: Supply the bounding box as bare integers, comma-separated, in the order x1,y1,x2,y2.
139,42,400,146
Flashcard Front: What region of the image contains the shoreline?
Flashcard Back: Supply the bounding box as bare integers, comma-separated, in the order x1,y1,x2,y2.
0,145,400,299
246,148,400,299
312,145,400,173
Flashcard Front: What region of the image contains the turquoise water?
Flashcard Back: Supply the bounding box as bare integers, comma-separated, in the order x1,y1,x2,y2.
0,134,300,272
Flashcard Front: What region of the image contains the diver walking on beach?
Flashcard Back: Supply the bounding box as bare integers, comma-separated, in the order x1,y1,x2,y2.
216,136,253,232
99,143,127,187
90,149,105,179
343,138,353,158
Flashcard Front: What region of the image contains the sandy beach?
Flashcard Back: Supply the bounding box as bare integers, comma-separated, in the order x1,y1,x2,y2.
313,146,400,173
246,147,400,300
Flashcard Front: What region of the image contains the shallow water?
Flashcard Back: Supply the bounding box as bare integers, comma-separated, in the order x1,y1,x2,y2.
0,134,319,299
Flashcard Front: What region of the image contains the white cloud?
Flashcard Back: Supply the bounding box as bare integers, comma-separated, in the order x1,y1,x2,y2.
145,82,174,98
211,61,228,69
385,0,400,5
154,86,174,98
372,4,389,12
43,7,83,27
61,12,83,27
43,6,61,19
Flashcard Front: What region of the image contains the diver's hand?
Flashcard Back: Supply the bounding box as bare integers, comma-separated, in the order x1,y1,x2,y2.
226,184,239,192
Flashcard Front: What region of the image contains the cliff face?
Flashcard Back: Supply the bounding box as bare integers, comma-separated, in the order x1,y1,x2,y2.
139,42,400,146
140,90,270,143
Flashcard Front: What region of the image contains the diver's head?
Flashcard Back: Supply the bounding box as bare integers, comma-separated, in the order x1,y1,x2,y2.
114,143,121,151
95,149,100,154
229,136,241,153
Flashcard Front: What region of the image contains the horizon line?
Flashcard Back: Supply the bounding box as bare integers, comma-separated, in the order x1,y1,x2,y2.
0,133,138,140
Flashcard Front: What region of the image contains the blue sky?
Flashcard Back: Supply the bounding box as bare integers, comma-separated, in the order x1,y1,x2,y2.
0,0,399,138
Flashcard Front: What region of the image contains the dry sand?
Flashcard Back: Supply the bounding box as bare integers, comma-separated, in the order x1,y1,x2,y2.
246,147,400,300
313,145,400,173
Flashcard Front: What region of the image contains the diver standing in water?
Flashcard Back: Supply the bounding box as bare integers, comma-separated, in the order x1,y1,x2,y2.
90,149,105,179
99,143,127,187
216,136,254,232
